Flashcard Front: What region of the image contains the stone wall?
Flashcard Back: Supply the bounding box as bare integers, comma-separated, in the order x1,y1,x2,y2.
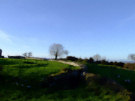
42,69,86,89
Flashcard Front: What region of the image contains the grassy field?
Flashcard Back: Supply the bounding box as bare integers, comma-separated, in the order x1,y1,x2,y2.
0,59,79,79
0,59,132,101
87,63,135,93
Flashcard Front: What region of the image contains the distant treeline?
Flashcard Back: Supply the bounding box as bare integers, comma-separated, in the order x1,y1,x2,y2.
64,56,135,70
8,56,25,59
6,55,135,71
64,56,125,67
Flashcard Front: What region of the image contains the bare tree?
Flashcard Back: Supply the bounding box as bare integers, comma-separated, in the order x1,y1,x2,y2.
23,52,33,58
93,54,101,61
49,43,68,60
23,52,28,57
28,52,32,57
128,54,135,61
64,50,68,55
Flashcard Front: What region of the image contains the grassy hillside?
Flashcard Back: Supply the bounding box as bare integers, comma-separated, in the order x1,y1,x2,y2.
0,59,132,101
87,63,135,93
0,58,79,79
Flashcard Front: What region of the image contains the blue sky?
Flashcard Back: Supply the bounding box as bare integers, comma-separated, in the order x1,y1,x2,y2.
0,0,135,60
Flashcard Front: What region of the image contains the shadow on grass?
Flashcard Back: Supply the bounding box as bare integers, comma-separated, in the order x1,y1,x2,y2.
0,68,86,101
0,71,132,101
87,63,135,93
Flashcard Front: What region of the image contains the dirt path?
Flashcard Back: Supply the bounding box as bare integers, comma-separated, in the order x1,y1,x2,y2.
50,60,87,70
57,60,80,67
51,60,86,72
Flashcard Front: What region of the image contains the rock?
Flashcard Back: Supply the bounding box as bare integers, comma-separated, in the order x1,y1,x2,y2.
21,84,24,87
16,82,19,86
117,75,120,78
26,85,31,88
124,79,131,83
43,69,85,89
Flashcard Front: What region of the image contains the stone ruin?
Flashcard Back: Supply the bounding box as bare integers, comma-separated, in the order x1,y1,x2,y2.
41,68,86,89
0,49,4,58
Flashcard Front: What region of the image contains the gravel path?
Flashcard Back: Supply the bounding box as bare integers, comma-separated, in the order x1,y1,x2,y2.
50,60,87,69
57,60,80,67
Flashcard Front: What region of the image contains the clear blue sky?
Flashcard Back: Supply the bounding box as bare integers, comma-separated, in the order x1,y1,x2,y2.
0,0,135,60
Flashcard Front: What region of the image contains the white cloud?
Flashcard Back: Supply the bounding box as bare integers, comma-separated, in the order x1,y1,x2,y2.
0,30,12,42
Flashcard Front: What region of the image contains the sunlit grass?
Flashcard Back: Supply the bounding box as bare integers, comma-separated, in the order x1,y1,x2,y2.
0,59,132,101
0,58,80,78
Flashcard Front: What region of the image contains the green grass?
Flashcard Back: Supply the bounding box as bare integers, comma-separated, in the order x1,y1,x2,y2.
0,74,131,101
0,87,130,101
0,58,79,78
0,58,80,91
0,59,132,101
87,63,135,93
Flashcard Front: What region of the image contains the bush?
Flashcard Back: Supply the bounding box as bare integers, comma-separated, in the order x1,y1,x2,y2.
124,63,135,70
66,56,78,61
88,58,94,63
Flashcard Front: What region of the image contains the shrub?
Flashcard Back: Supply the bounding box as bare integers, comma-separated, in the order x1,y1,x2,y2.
66,56,78,61
124,63,135,70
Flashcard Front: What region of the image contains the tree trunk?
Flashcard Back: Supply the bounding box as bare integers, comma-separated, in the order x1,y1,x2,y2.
55,54,58,60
